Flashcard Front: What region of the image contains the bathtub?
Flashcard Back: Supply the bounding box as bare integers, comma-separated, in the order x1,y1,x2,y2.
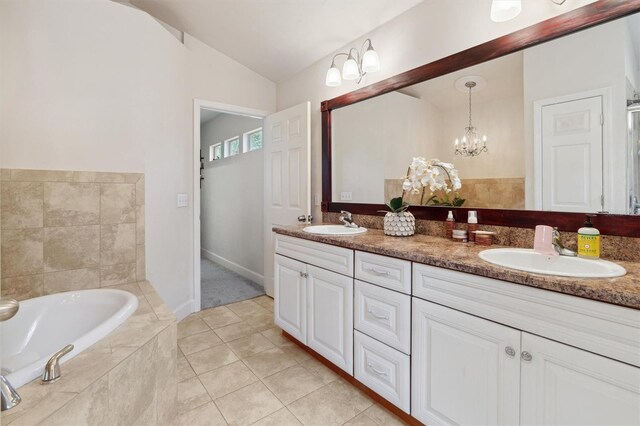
0,289,138,388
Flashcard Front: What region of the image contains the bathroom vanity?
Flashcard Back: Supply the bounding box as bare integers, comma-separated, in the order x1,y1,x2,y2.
273,226,640,426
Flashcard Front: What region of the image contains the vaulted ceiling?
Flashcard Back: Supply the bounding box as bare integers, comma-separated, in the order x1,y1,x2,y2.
130,0,423,82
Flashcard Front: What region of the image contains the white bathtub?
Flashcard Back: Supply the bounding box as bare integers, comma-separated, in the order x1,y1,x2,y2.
0,289,138,388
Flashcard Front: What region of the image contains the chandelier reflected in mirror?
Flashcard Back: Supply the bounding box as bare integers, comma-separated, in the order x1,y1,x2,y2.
454,77,488,157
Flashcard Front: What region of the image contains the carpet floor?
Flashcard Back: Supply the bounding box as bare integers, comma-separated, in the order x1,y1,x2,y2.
201,257,265,310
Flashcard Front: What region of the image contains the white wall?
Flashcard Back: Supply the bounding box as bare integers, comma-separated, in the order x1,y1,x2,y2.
523,19,628,213
276,0,596,220
0,0,276,318
200,114,264,284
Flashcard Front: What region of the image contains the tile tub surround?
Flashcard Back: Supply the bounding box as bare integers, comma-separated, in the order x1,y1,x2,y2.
276,224,640,310
0,169,145,300
0,280,177,425
174,297,405,426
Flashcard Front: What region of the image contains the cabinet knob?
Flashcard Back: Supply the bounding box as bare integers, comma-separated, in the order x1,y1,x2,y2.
521,351,533,362
505,346,516,357
299,271,308,278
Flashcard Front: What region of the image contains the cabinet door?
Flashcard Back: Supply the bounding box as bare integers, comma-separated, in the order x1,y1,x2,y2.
521,332,640,426
412,298,521,426
307,265,353,374
274,255,306,344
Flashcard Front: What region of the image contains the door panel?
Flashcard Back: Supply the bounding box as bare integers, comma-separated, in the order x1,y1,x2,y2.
412,298,521,426
520,332,640,426
274,255,306,344
264,102,311,297
307,265,353,374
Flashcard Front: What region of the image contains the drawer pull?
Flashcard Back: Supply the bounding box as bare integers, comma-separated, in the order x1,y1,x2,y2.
367,363,388,376
367,309,390,321
364,267,391,276
299,271,308,278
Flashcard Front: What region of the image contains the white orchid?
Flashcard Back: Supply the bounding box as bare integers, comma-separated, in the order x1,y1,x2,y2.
402,158,462,195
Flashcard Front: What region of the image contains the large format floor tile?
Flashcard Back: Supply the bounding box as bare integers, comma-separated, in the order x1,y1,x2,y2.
177,297,407,426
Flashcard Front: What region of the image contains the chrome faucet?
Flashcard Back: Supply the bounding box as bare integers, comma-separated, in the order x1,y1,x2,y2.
552,227,577,257
339,210,359,228
0,298,21,411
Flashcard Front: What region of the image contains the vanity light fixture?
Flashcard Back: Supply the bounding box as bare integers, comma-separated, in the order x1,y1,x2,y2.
454,80,488,158
491,0,566,22
325,39,380,87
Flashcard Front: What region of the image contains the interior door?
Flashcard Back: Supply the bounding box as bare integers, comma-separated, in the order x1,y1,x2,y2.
520,332,640,426
263,102,311,297
541,96,604,212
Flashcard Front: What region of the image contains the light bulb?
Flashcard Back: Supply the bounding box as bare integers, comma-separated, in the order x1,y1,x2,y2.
362,48,380,73
342,55,360,81
325,65,342,87
490,0,522,22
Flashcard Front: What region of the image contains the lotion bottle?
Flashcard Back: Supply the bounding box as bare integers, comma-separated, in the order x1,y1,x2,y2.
445,210,455,239
577,215,601,259
467,211,478,243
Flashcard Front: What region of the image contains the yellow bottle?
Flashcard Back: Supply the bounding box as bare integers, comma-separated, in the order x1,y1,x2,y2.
577,215,600,259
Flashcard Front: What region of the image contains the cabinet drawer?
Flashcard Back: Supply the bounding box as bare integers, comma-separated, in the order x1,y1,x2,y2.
354,331,410,413
354,280,411,354
275,234,353,277
355,251,411,294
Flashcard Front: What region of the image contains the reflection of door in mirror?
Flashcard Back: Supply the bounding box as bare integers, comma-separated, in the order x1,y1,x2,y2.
629,103,640,215
536,95,604,213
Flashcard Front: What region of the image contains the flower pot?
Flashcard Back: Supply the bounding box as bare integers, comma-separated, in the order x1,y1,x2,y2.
383,211,415,237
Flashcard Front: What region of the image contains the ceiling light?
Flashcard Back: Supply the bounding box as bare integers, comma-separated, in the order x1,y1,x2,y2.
325,39,380,87
490,0,522,22
454,80,488,158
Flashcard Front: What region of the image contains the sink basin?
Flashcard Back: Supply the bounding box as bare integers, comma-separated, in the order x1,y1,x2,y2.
479,248,626,278
303,225,367,236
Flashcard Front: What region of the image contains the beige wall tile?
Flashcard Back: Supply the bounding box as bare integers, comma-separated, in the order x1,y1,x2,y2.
40,376,109,426
136,244,145,280
178,357,196,382
101,223,136,266
1,274,44,300
136,204,145,245
1,228,43,278
125,173,144,184
71,171,125,183
44,182,100,227
1,181,43,229
44,268,100,294
108,335,158,425
11,169,73,182
1,169,10,181
135,177,145,206
100,263,136,287
44,225,100,272
101,184,135,224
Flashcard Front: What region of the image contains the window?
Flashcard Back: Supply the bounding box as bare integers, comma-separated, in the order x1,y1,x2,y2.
243,128,263,152
224,137,240,157
210,143,222,161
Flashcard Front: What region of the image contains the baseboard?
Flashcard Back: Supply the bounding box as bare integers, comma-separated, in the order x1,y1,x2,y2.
173,299,194,321
201,248,264,287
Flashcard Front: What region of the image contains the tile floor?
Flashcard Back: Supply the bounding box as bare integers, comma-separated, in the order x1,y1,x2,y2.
176,296,406,426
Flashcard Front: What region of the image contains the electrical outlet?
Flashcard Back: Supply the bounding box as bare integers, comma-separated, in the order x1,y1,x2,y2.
340,192,353,201
314,193,321,206
177,193,188,207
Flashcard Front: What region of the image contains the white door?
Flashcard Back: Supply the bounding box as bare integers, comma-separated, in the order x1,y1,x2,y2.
412,298,521,426
540,96,604,212
264,102,311,297
307,265,353,375
520,332,640,426
274,254,307,344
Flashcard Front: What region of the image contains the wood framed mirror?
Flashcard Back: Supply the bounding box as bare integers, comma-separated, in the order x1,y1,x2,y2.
321,0,640,237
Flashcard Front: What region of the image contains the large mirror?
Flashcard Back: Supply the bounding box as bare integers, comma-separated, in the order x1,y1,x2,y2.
331,12,640,215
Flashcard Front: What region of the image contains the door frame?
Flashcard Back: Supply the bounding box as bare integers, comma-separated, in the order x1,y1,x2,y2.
193,99,271,314
532,87,612,211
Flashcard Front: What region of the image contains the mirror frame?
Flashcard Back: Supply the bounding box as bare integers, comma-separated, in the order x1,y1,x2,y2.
321,0,640,237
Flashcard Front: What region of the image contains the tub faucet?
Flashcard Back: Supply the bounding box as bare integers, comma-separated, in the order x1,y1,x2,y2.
42,344,74,384
0,298,21,411
552,227,577,257
339,210,359,228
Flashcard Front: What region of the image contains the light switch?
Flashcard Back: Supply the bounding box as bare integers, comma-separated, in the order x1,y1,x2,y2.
177,193,188,207
340,192,353,201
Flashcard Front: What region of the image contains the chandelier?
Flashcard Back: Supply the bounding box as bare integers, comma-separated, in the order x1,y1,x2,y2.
454,81,488,157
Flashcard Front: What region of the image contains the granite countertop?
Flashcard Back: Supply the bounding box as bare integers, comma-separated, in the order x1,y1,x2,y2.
273,224,640,310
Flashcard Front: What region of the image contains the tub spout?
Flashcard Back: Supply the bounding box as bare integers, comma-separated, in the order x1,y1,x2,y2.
41,344,74,384
1,374,21,411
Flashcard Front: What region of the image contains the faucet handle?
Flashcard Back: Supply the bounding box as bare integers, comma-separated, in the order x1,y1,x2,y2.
0,298,19,322
42,344,74,384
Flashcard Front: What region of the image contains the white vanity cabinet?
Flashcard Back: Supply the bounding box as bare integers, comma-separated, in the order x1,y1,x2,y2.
274,254,307,343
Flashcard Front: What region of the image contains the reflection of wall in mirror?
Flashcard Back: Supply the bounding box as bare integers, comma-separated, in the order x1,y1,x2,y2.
523,16,638,213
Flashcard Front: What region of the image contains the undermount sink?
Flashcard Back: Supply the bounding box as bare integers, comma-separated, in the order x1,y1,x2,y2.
303,225,367,236
479,248,626,278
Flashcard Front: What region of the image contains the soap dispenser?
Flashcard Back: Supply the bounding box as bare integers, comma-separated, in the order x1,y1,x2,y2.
577,215,600,259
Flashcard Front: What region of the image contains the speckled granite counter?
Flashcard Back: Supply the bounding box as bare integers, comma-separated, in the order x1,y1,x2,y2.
273,225,640,310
